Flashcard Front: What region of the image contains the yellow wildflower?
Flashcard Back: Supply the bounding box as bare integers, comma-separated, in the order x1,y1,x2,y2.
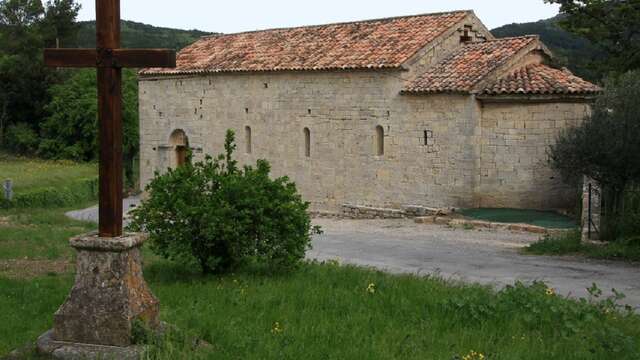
546,287,555,296
366,283,376,294
271,322,283,334
462,350,485,360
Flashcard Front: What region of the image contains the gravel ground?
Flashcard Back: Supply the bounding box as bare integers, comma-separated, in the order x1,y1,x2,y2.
66,198,640,309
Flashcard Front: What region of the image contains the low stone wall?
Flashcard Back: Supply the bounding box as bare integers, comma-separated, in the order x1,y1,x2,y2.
340,204,454,219
416,216,570,235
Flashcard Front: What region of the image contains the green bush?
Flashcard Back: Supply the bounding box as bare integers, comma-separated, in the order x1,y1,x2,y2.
4,123,39,155
617,187,640,240
442,281,637,356
526,230,583,255
129,130,321,274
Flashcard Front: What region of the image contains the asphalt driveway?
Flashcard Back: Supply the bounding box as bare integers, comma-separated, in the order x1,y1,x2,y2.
308,218,640,309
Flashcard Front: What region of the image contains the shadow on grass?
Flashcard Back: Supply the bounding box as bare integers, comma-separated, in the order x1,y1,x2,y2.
143,254,302,286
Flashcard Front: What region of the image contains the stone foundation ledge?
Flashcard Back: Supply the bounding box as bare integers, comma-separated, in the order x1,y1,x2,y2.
340,204,456,220
416,216,572,235
37,330,143,360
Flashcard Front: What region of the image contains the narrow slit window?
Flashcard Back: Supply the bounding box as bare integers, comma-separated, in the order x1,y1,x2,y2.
424,130,434,146
304,128,311,157
245,126,252,154
376,125,384,156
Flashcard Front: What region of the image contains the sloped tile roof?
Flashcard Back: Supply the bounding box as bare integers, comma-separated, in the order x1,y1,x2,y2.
483,64,600,95
140,11,470,75
403,36,538,93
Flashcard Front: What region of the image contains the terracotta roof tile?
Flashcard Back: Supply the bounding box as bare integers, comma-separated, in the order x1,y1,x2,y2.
483,64,600,95
403,36,538,93
140,11,470,75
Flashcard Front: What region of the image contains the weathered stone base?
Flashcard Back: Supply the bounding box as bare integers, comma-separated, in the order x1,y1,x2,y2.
36,231,159,358
36,330,143,360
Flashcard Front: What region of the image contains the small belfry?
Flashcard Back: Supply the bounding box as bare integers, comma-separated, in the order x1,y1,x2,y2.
37,1,176,358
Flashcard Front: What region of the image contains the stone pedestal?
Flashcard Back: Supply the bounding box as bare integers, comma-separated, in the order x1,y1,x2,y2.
37,232,159,359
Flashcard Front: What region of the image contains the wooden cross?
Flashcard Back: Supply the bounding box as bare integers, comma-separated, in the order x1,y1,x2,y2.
44,0,176,237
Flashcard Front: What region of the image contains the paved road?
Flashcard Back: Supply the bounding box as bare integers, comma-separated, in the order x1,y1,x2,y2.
65,196,141,225
67,199,640,309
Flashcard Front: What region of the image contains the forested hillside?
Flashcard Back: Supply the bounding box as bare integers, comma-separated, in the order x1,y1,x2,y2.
492,16,602,82
72,20,212,50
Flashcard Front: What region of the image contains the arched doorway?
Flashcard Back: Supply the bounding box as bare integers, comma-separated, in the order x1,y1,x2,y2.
169,129,189,167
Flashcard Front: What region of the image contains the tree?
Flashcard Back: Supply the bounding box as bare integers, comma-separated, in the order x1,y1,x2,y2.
545,0,640,75
39,68,139,188
0,0,80,146
0,0,46,144
549,71,640,239
40,0,80,48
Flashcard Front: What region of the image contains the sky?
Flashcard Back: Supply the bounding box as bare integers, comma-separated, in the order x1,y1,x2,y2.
76,0,560,33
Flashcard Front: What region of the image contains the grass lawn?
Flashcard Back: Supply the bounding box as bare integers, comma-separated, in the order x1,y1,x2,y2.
3,255,640,359
0,152,97,194
0,206,96,261
2,206,640,359
525,230,640,263
459,208,577,229
1,157,640,359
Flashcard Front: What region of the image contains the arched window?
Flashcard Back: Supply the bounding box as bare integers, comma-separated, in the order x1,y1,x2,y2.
245,126,252,154
304,127,311,158
169,129,189,167
375,125,384,156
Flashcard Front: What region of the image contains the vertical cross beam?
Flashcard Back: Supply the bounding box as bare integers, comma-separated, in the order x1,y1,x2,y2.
97,0,123,237
44,0,175,238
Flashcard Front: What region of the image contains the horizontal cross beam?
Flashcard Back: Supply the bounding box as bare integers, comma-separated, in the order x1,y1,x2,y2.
44,48,176,68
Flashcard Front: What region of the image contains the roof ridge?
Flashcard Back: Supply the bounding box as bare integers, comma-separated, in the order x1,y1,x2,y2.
481,61,601,96
435,35,538,68
199,10,473,39
473,35,539,43
403,35,541,94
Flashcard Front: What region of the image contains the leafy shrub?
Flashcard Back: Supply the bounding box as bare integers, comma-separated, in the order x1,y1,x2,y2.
4,123,39,155
549,71,640,240
525,229,640,262
442,281,637,357
617,187,640,240
129,130,320,274
526,230,583,255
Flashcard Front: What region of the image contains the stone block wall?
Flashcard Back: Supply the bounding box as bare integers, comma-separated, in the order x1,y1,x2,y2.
476,101,591,209
139,71,480,212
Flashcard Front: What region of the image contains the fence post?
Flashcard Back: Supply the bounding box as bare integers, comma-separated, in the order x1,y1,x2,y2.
3,179,13,201
587,183,593,240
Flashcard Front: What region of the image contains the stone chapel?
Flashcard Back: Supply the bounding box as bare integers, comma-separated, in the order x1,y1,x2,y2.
138,10,599,212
